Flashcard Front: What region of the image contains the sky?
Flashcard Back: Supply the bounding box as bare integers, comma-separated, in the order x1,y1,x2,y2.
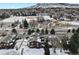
0,3,79,9
0,0,79,9
0,3,36,9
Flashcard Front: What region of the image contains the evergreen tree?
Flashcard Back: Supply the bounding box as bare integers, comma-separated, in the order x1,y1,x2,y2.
28,29,32,35
45,28,48,34
11,23,15,28
23,19,29,29
19,24,22,28
72,29,75,33
41,29,45,35
68,32,79,54
67,29,71,33
76,28,79,33
31,29,35,33
44,39,50,55
61,36,69,50
36,28,40,33
50,29,55,35
12,28,17,34
32,12,36,16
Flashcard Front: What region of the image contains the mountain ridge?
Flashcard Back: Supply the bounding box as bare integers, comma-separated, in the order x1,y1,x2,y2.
29,3,79,8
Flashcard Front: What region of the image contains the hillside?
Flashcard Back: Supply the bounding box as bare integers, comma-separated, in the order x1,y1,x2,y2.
30,3,79,8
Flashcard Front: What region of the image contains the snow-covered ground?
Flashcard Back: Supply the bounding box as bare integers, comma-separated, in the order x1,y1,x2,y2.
0,49,19,55
61,21,79,26
0,48,68,55
0,37,68,55
22,48,68,55
1,16,27,23
0,16,37,23
1,16,79,27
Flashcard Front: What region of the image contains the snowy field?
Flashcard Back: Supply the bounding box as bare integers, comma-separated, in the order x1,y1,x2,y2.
1,16,79,26
0,16,37,23
61,21,79,26
0,38,68,55
0,48,68,55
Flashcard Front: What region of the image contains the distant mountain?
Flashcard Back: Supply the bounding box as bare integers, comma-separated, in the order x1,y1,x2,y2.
29,3,79,8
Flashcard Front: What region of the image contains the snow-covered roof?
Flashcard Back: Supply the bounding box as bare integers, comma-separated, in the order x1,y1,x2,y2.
43,16,51,20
